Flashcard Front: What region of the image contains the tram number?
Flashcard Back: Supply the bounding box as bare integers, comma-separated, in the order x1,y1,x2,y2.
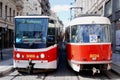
90,54,99,58
89,35,97,43
26,54,35,58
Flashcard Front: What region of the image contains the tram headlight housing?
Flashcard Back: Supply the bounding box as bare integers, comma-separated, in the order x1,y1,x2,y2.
22,55,24,58
40,53,45,58
16,53,20,58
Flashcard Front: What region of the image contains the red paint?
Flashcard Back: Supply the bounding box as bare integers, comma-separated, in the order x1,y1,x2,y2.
66,44,112,62
14,46,58,62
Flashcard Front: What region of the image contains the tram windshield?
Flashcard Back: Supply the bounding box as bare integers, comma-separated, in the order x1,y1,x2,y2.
15,18,48,49
71,24,110,43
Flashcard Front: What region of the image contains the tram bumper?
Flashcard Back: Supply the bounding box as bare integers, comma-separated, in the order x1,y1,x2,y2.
68,60,112,72
68,60,81,72
14,60,57,69
14,60,29,68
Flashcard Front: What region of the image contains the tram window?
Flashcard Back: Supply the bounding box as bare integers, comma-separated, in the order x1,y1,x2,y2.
70,24,110,43
47,27,55,43
97,36,101,42
82,26,89,43
15,18,48,49
49,20,54,23
47,35,55,42
34,31,42,38
71,26,78,42
66,27,70,42
47,28,55,35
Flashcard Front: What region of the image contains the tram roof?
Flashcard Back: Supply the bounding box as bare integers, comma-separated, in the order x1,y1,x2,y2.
14,16,57,20
15,16,49,18
68,16,111,26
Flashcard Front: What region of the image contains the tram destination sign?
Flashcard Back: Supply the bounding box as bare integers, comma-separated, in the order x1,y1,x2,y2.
21,19,42,24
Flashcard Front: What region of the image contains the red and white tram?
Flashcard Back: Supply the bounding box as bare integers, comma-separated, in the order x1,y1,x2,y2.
65,16,112,74
13,16,59,73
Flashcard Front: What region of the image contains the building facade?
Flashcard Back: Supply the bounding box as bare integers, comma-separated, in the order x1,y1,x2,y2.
22,0,50,16
40,0,50,15
75,0,106,16
22,0,41,15
105,0,120,52
0,0,23,49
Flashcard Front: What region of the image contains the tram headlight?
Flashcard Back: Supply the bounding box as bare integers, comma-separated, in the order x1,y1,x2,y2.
16,53,20,58
36,55,39,59
22,55,24,58
40,53,45,58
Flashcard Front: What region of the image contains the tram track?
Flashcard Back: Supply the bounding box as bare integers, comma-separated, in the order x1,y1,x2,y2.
9,70,112,80
36,73,48,80
76,73,85,80
103,70,120,79
75,70,113,80
10,73,20,80
7,70,49,80
7,62,120,80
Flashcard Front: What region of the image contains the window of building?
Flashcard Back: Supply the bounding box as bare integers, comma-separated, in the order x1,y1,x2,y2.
98,7,103,15
13,10,15,17
0,2,2,17
10,8,11,21
26,12,28,15
115,0,120,11
17,12,19,16
35,7,37,11
118,0,120,9
5,5,7,18
105,1,112,16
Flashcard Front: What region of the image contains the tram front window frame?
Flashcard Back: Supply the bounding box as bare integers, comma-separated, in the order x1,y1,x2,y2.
47,20,56,47
15,18,48,49
70,24,110,43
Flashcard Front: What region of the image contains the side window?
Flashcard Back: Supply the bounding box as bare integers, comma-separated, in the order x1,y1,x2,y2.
71,26,77,42
65,27,70,42
47,19,56,46
47,28,55,43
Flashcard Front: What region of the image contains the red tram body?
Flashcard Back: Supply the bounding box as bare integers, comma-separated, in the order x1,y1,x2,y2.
14,45,57,69
65,16,112,73
13,16,61,73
